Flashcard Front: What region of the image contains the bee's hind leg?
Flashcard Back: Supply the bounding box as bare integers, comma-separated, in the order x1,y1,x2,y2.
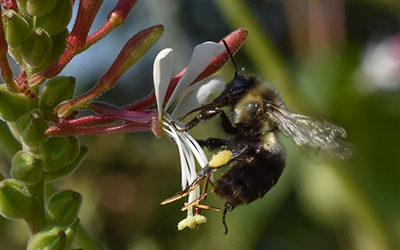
222,203,234,235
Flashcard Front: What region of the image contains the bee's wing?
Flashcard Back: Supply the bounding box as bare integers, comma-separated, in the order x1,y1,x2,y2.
270,107,354,159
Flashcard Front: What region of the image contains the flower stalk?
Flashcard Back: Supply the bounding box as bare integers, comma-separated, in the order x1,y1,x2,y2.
83,0,138,51
54,24,164,118
0,0,249,245
0,0,170,248
126,28,248,111
45,29,248,137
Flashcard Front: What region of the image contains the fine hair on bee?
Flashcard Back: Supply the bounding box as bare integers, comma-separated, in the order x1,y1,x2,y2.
161,40,354,234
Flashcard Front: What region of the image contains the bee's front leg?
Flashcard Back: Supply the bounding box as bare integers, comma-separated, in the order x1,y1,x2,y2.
197,138,229,151
181,109,236,134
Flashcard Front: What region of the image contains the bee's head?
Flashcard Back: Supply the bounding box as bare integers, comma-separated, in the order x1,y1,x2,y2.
211,76,247,108
233,79,284,130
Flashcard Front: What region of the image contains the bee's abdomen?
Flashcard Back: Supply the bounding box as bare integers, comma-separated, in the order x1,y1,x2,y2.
212,149,285,208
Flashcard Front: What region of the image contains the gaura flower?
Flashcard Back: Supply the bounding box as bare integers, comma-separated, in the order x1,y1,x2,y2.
45,29,249,229
153,42,226,230
45,29,248,136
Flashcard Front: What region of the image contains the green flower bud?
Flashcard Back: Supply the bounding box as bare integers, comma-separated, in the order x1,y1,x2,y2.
46,190,82,227
16,0,29,17
20,28,53,68
41,28,69,70
65,219,79,248
7,47,23,65
39,76,75,122
27,226,67,250
0,84,28,122
0,179,32,219
11,150,43,185
16,109,49,150
2,10,30,49
45,145,88,184
36,0,73,36
26,0,58,17
41,136,80,172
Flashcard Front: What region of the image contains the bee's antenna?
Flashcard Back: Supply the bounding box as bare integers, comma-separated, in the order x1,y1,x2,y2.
222,40,239,79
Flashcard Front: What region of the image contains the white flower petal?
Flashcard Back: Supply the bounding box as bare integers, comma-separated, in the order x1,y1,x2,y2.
195,76,226,105
163,122,191,189
182,139,196,187
165,42,225,110
187,187,200,217
163,118,200,189
154,49,175,120
176,134,196,181
181,132,208,169
171,76,226,119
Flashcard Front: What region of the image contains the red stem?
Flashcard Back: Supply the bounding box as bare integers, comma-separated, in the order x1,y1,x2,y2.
28,0,103,87
0,9,19,92
82,0,138,51
54,25,163,118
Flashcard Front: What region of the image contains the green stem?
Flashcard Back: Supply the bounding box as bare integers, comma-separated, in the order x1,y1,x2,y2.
25,176,46,234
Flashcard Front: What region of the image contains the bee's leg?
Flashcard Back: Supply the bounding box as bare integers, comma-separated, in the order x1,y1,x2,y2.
181,173,220,212
218,111,236,135
180,109,217,131
201,173,211,197
181,193,220,211
208,178,216,189
160,177,203,205
198,138,229,151
222,203,234,235
181,109,236,134
161,165,215,205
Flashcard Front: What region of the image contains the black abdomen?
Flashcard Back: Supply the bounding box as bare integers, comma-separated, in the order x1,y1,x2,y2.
212,149,285,208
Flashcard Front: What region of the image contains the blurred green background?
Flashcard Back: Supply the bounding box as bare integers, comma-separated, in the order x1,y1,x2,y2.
1,0,400,249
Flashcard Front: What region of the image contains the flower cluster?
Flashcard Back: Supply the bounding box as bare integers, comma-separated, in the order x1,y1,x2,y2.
46,34,249,229
0,0,247,247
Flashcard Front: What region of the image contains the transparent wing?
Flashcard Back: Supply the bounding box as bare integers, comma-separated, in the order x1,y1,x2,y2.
270,106,355,159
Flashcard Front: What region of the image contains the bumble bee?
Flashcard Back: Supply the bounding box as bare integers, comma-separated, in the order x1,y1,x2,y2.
162,42,354,234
